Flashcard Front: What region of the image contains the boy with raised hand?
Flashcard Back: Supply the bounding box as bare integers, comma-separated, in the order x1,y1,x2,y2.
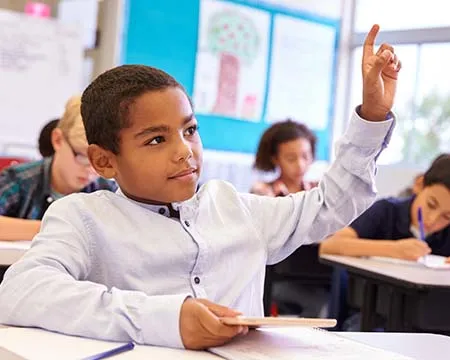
0,25,401,349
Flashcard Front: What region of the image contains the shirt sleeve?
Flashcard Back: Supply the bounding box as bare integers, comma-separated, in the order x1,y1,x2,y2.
0,168,21,217
350,199,389,239
239,107,395,264
0,198,190,348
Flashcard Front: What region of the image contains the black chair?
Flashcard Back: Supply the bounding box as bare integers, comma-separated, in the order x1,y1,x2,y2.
263,244,333,316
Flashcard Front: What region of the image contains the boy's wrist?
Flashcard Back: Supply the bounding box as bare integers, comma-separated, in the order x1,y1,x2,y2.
383,241,399,258
360,104,389,122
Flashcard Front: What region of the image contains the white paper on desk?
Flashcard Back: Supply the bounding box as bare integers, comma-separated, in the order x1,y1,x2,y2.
209,328,412,360
418,254,450,269
370,255,450,270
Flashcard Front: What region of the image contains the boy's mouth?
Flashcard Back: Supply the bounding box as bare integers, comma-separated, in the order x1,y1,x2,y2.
168,167,197,180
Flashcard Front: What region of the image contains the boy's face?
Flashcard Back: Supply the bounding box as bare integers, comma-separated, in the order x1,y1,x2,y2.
52,128,98,193
411,184,450,235
106,88,202,204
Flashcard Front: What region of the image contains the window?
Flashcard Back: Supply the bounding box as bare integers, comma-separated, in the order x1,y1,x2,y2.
348,2,450,166
354,0,450,32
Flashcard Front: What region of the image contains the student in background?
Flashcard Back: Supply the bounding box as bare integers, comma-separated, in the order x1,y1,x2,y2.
0,25,401,349
320,154,450,261
250,120,326,318
251,120,317,196
0,96,117,241
38,119,59,157
398,153,448,197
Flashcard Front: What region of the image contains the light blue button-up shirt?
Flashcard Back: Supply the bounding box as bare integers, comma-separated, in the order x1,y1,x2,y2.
0,110,394,348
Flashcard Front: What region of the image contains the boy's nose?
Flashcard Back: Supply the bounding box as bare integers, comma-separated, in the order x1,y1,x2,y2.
176,140,193,162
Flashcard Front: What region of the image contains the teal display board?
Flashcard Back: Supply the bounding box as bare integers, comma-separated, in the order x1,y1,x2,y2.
122,0,339,160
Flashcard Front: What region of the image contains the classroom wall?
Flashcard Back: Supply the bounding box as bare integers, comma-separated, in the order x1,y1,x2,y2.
376,165,421,199
121,0,341,160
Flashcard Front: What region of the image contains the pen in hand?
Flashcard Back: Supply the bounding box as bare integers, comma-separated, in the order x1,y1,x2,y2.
81,342,134,360
417,207,426,241
417,206,430,263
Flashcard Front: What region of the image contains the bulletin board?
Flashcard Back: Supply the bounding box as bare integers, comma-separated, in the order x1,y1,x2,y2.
122,0,339,160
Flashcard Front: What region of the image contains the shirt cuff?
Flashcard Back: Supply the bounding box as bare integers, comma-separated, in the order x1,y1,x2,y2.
343,105,396,149
140,293,191,348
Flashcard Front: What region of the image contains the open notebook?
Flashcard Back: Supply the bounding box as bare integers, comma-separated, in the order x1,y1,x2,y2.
209,328,412,360
369,254,450,269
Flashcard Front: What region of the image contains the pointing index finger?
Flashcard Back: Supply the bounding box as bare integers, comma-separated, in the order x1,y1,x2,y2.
363,24,380,60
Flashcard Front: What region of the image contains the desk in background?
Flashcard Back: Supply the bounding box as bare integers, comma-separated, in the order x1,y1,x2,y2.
0,241,30,282
320,254,450,333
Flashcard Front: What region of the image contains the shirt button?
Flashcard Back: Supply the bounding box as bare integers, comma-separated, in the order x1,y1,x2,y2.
184,220,190,227
158,208,166,215
194,276,200,284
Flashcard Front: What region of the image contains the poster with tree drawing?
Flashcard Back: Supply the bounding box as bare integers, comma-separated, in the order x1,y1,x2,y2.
193,0,269,121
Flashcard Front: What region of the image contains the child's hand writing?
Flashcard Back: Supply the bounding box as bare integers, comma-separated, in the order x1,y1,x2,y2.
360,24,402,121
180,298,248,350
392,238,431,261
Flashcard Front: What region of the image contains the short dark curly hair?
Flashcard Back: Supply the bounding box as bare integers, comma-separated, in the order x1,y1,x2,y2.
81,65,189,154
423,153,450,191
254,120,316,172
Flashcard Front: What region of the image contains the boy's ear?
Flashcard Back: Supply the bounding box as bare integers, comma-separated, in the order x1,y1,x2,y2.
87,144,117,179
413,174,425,194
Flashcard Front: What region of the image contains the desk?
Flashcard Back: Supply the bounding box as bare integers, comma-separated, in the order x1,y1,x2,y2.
0,241,30,282
0,326,449,359
341,332,450,359
320,254,450,333
0,241,29,266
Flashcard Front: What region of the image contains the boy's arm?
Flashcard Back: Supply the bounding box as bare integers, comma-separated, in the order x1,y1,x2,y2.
320,227,431,261
320,227,398,257
0,166,40,241
319,199,394,257
241,110,393,264
0,200,190,348
241,25,402,264
0,216,40,240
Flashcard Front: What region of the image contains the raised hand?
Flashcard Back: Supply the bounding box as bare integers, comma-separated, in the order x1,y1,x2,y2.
360,24,402,121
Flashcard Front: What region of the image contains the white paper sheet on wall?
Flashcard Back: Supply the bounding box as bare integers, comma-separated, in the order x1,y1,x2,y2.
265,15,335,130
0,9,83,153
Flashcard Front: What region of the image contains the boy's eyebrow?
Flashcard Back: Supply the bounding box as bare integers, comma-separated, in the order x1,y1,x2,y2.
134,114,195,139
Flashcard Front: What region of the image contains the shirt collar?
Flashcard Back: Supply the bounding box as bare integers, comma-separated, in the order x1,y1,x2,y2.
115,187,199,218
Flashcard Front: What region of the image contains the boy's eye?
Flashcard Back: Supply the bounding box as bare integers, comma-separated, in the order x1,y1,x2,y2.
184,125,198,136
146,136,165,146
427,201,437,210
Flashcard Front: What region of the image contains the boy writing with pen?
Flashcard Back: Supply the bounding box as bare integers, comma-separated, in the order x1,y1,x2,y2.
0,25,401,349
320,153,450,261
